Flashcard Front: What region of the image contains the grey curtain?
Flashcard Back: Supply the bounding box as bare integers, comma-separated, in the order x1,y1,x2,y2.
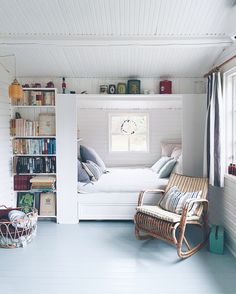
203,72,224,187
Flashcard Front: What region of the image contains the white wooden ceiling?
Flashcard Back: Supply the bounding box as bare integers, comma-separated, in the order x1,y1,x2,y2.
0,0,235,78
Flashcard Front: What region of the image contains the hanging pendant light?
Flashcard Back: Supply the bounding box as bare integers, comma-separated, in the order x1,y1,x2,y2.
8,55,23,103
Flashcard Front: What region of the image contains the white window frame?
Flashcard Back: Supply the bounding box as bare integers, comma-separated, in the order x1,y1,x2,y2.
108,112,149,153
224,67,236,171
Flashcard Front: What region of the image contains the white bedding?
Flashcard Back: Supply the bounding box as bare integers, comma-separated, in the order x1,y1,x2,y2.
78,167,169,193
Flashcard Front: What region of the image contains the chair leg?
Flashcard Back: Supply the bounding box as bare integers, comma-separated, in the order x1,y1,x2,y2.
135,226,153,240
176,223,209,259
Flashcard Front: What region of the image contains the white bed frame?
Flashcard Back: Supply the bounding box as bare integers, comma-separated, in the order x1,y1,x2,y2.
78,191,163,220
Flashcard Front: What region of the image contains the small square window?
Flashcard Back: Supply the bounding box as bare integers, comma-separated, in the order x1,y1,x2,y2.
109,113,149,152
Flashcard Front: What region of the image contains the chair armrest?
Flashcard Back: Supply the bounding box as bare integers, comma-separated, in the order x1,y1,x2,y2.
180,199,209,224
138,189,165,206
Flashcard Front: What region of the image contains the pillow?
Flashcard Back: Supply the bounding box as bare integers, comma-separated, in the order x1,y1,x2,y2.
78,160,90,183
151,156,172,173
172,154,183,174
161,142,181,157
82,161,103,181
80,145,106,172
158,159,176,178
171,147,182,160
159,186,202,216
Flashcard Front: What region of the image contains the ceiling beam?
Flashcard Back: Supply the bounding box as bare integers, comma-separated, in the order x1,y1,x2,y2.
0,35,232,48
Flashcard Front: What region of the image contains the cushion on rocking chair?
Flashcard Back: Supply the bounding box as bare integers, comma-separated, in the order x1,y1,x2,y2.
159,186,202,216
136,205,200,223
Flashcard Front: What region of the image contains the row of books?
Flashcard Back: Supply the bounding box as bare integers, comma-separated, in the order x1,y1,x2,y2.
17,192,56,216
12,90,55,106
12,138,56,155
13,156,56,174
10,114,56,137
10,119,39,137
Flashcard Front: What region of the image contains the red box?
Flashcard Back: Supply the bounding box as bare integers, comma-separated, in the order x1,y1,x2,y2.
160,80,172,94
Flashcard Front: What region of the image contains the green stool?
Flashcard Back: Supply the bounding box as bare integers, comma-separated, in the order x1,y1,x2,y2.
209,225,224,254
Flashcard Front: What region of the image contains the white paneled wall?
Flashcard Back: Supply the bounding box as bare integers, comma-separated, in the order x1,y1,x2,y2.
0,66,13,206
182,94,206,176
78,108,181,167
212,44,236,255
224,176,236,257
20,77,206,94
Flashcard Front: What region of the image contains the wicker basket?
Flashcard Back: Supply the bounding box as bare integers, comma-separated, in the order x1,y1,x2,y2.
0,206,38,248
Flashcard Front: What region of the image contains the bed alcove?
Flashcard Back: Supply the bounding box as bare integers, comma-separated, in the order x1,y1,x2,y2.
54,93,206,223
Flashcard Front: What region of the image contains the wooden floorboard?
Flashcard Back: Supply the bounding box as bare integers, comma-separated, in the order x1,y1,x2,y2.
0,221,236,294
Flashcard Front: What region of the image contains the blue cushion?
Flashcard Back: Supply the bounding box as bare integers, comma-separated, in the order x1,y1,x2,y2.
158,159,176,178
80,145,106,172
151,156,172,173
78,160,90,183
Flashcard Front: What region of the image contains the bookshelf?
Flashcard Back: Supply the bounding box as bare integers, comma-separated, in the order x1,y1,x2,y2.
11,88,57,221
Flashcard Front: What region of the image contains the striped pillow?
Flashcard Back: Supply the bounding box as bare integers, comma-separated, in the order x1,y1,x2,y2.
159,186,202,216
82,161,103,181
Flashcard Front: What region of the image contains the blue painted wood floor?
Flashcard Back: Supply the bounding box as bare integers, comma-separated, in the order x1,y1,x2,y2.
1,221,236,294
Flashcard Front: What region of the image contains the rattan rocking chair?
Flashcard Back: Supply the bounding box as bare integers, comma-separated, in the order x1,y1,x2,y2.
134,173,209,258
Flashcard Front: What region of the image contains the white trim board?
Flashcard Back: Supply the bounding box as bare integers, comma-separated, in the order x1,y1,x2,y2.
0,36,232,48
77,94,182,109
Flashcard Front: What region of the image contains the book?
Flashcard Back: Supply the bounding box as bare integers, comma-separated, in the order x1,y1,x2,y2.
30,176,56,183
17,192,34,213
39,193,56,216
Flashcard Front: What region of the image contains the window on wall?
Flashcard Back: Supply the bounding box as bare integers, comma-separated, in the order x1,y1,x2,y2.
109,113,149,152
232,75,236,161
225,68,236,170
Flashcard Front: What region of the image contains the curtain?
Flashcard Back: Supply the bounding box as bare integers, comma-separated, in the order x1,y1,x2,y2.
203,72,224,187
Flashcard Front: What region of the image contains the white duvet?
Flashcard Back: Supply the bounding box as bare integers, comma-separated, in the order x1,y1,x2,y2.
78,167,169,193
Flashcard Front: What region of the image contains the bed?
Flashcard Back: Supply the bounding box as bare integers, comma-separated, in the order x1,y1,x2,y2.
77,141,182,220
78,167,169,220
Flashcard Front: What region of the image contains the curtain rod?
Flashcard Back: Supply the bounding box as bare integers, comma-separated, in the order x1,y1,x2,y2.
204,54,236,78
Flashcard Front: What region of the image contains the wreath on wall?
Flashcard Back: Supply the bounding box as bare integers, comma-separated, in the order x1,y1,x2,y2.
120,119,137,135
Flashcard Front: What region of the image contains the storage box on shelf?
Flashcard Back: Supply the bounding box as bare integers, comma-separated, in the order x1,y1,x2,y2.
10,88,57,220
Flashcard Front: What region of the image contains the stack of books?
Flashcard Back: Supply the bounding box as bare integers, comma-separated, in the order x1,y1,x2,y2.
30,176,56,192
